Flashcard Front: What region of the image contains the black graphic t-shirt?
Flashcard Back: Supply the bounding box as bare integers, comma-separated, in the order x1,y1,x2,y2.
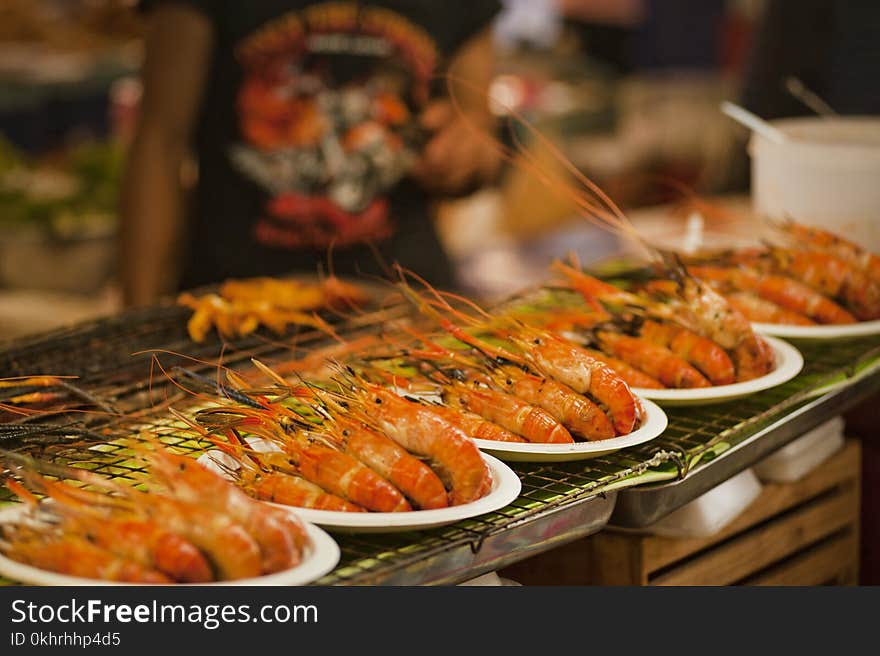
143,0,500,290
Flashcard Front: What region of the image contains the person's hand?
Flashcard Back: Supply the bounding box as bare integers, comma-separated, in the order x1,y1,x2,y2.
410,99,501,196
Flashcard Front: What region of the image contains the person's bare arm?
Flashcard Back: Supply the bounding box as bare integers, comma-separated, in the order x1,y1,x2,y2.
119,5,213,306
410,27,500,195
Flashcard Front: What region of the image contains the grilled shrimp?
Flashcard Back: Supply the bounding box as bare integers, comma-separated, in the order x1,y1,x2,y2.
247,471,366,512
329,418,449,509
739,248,880,320
11,464,263,580
191,432,367,513
516,331,641,434
3,448,299,580
553,260,775,382
144,447,307,571
578,347,664,389
21,476,213,583
724,292,815,326
2,528,172,584
205,373,418,514
506,300,665,391
137,492,264,580
687,265,856,325
392,269,641,435
637,320,735,386
425,404,527,443
639,272,776,380
217,365,448,510
773,219,880,283
354,384,492,505
250,373,448,510
445,380,575,444
68,516,214,583
497,368,615,440
196,407,412,513
596,331,711,388
290,440,412,512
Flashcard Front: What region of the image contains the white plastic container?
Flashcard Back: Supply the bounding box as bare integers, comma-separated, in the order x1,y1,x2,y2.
750,116,880,254
753,416,846,483
646,468,763,539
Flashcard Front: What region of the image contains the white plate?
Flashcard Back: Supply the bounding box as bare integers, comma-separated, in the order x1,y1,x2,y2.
271,453,520,533
631,336,803,406
0,505,340,586
471,398,667,462
751,319,880,340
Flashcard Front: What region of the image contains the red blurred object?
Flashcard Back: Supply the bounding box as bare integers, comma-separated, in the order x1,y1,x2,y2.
718,7,757,77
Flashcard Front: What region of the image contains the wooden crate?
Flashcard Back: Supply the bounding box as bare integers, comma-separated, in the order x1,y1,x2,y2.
502,439,861,586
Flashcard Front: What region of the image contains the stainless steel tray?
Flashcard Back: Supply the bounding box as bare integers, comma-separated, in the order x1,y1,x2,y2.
323,492,617,585
611,367,880,528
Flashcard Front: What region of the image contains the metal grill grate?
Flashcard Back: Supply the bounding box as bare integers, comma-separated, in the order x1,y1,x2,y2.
1,300,879,584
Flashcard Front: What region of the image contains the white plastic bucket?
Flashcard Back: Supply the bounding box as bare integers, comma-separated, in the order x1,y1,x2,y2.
750,116,880,253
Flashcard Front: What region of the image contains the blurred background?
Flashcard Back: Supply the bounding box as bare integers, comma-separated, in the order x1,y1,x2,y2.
0,0,764,338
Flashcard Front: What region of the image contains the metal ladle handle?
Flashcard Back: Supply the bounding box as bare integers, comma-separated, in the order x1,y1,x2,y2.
720,101,788,144
784,77,838,118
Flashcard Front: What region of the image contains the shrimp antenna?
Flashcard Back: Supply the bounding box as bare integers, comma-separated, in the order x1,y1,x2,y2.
436,288,489,315
250,359,291,388
168,407,208,434
5,478,39,505
442,72,656,258
0,448,127,495
398,324,483,372
1,449,75,479
364,240,395,280
392,266,484,329
172,367,265,409
657,250,693,288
